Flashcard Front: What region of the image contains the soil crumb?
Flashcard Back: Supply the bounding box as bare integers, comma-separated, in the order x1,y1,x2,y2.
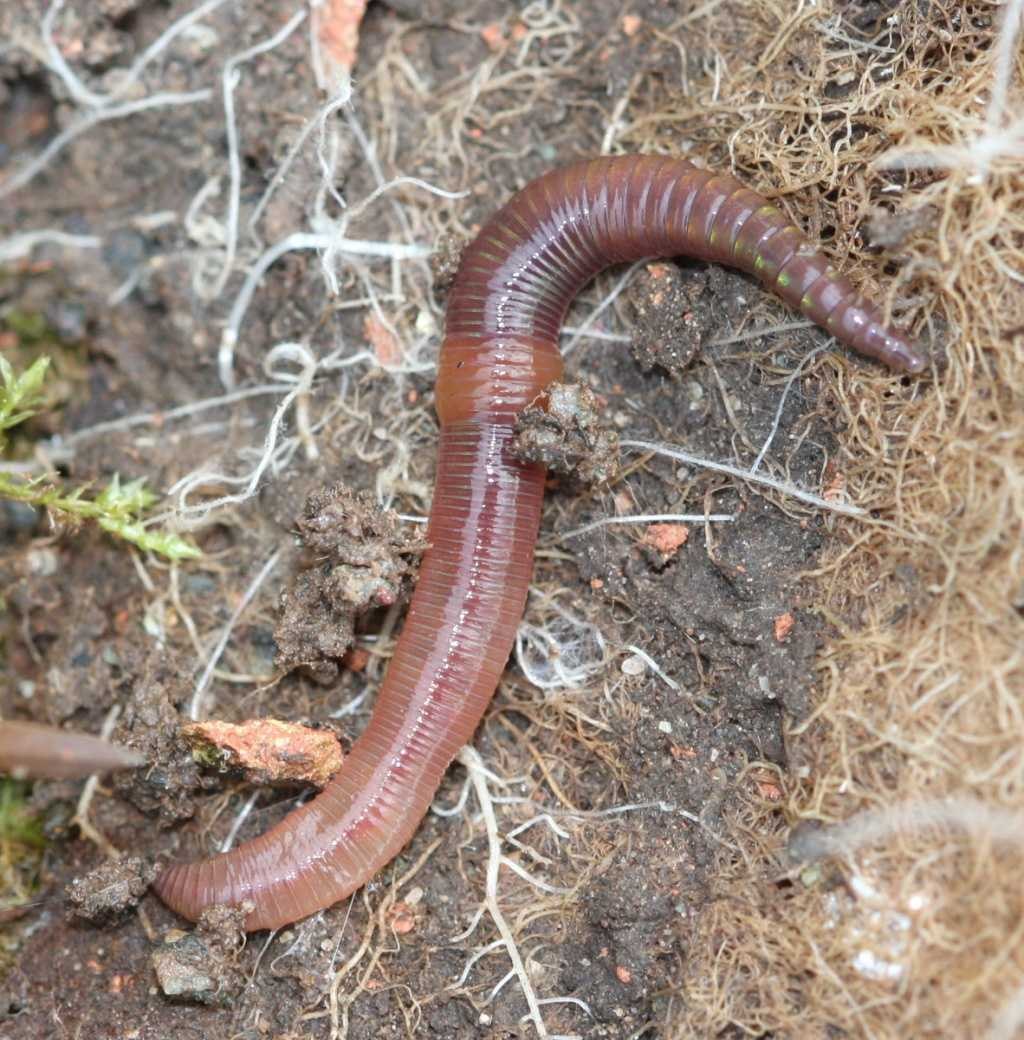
275,484,427,683
112,649,211,825
151,903,250,1006
513,381,620,486
66,856,156,925
627,261,712,375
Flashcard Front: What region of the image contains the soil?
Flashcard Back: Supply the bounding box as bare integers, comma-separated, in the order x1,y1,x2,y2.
0,1,917,1038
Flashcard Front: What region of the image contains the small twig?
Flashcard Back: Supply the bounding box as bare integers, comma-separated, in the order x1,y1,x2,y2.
72,705,125,857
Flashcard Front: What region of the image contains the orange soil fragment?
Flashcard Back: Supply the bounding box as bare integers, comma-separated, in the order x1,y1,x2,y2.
621,15,642,37
773,612,795,641
480,22,505,52
315,0,368,78
387,901,417,934
363,313,402,367
183,719,343,788
642,522,690,559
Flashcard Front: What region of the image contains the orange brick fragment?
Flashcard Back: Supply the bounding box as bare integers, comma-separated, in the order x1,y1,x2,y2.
387,901,417,934
642,523,689,559
183,719,343,788
615,964,633,984
621,14,642,36
480,22,505,51
773,612,795,641
316,0,368,78
364,314,401,368
343,646,370,672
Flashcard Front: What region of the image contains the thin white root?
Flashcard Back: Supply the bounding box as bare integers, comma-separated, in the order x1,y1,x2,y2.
199,7,310,301
559,512,735,541
561,261,644,356
750,344,829,474
622,643,681,692
188,547,283,720
217,232,431,390
458,745,553,1039
220,789,261,852
620,438,868,517
0,231,101,264
0,90,213,201
41,0,232,109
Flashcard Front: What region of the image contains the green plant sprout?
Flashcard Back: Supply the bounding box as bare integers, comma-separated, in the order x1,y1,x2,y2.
0,356,199,561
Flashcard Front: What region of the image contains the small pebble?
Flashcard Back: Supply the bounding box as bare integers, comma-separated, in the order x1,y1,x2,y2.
621,654,646,677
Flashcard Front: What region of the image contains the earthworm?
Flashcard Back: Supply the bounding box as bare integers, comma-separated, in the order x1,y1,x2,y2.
0,720,143,779
155,155,925,931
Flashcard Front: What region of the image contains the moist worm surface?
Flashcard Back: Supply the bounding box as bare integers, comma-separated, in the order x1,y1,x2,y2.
155,155,925,931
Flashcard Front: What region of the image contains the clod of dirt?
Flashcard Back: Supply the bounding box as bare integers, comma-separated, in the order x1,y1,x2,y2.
275,484,427,682
66,855,157,925
182,718,344,789
429,230,465,294
112,650,213,825
151,903,250,1006
40,601,115,722
627,261,714,375
512,381,620,486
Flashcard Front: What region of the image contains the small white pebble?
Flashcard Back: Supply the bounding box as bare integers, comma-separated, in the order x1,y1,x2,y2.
657,720,673,734
27,548,58,576
415,308,436,336
17,680,35,700
622,654,646,677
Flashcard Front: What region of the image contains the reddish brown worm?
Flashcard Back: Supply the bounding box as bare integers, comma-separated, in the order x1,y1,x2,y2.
155,155,925,931
0,720,143,779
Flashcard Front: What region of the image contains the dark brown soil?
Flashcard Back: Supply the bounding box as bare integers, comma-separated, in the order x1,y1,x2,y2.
0,1,898,1037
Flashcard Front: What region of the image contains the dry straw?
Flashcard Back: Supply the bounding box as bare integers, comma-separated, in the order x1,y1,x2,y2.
620,1,1024,1035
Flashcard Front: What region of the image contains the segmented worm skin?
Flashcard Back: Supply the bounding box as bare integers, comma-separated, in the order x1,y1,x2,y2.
155,155,924,931
0,720,142,779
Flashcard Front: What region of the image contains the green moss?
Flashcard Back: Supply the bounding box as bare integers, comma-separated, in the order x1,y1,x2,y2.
2,310,52,346
0,780,44,852
0,357,200,561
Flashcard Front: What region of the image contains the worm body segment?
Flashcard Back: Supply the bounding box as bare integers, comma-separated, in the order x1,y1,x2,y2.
155,156,924,931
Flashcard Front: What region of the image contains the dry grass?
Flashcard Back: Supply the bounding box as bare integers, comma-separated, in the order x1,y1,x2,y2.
628,1,1024,1036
